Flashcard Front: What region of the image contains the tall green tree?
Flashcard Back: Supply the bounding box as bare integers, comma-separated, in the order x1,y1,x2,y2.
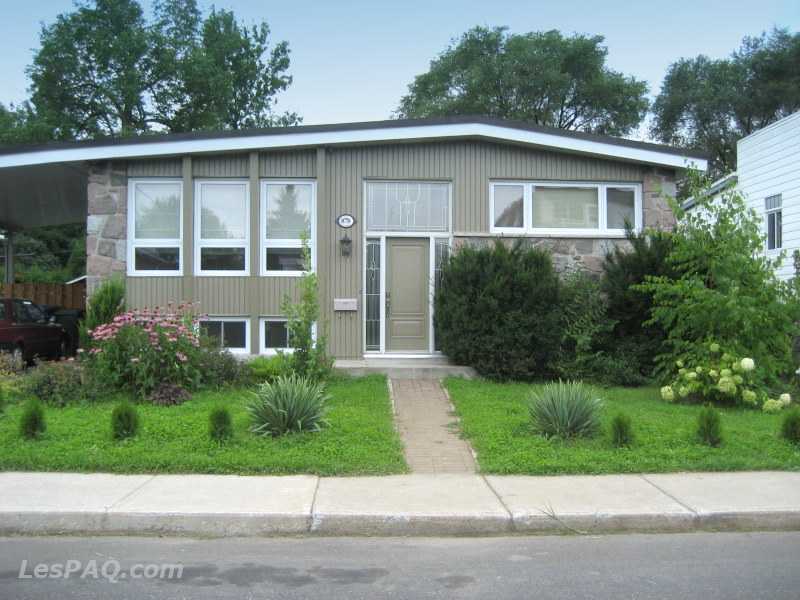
397,26,649,136
651,28,800,176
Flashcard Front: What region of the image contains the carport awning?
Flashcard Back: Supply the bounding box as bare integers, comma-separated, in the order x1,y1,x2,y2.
0,162,87,230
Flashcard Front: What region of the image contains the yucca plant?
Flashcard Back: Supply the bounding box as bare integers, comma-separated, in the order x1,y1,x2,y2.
248,375,329,437
528,381,603,439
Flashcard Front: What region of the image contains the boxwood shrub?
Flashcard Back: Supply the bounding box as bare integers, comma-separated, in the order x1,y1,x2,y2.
434,240,562,380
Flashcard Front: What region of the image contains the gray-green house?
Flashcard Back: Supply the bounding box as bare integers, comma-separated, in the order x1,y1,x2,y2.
0,117,706,359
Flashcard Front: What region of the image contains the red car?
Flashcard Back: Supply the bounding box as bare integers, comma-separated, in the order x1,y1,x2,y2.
0,298,69,366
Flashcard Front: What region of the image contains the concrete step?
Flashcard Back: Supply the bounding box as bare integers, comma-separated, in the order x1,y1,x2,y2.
334,357,476,379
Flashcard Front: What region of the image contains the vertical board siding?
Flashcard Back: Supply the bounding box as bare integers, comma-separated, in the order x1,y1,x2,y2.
126,277,185,308
127,159,182,177
192,154,249,177
259,150,316,178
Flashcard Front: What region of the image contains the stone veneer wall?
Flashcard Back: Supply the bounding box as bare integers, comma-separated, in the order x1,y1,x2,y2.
86,162,127,295
453,167,678,275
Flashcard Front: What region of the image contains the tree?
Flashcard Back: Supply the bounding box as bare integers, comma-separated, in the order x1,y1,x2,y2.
651,28,800,176
397,27,649,137
25,0,298,140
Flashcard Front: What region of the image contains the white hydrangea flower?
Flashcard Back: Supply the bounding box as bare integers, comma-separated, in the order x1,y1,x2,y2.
660,386,675,402
740,358,755,372
779,393,792,406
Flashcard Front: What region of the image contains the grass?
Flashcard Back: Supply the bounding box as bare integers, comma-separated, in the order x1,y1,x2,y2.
445,378,800,475
0,375,406,476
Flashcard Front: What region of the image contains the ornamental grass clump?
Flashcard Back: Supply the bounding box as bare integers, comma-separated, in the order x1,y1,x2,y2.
248,375,329,437
610,413,634,448
19,399,46,440
697,405,722,447
209,406,233,442
111,401,139,441
781,409,800,445
528,381,603,439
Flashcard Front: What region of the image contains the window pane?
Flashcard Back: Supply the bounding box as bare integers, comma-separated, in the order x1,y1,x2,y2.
266,248,305,271
222,321,247,349
200,247,246,271
365,239,381,351
201,321,223,346
493,185,524,228
134,182,181,239
200,183,248,239
134,247,180,271
607,187,636,229
366,182,449,232
533,186,598,229
265,184,312,240
265,321,289,349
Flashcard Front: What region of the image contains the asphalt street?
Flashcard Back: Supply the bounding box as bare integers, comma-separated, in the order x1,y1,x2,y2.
1,532,798,599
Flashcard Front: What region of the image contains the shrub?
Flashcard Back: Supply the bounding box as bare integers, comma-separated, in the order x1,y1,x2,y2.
247,354,292,383
637,171,800,386
248,375,329,437
81,275,125,347
781,409,800,444
20,399,46,439
22,360,84,406
197,342,247,388
610,413,634,447
281,236,333,381
528,381,603,439
436,241,563,380
111,401,139,440
85,303,203,397
697,405,722,447
209,406,233,442
149,383,191,406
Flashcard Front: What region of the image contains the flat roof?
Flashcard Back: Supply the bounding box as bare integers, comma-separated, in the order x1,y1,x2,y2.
0,116,708,171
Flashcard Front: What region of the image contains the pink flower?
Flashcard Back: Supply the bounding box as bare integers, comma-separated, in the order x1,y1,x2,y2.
176,352,188,363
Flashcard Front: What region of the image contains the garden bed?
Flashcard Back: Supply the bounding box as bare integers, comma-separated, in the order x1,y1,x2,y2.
0,375,406,476
445,378,800,474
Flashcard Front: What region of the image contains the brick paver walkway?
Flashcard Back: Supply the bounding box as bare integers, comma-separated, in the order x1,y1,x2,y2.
391,378,477,474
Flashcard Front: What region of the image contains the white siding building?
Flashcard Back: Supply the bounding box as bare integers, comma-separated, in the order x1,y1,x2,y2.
737,111,800,280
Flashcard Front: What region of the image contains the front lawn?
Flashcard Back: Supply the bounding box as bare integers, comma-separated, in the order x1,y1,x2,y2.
0,375,406,476
445,378,800,474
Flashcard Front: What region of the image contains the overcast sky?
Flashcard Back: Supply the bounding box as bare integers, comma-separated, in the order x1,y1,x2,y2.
1,0,797,135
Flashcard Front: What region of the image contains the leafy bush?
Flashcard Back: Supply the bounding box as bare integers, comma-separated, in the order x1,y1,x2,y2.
281,237,333,381
148,383,191,406
637,171,800,386
111,401,139,440
697,405,722,447
197,342,248,388
528,381,603,439
436,241,563,380
247,354,292,383
81,276,125,347
601,228,676,378
610,413,634,447
85,304,203,397
781,409,800,444
209,406,233,442
22,360,84,406
20,399,46,439
763,393,793,413
248,374,329,437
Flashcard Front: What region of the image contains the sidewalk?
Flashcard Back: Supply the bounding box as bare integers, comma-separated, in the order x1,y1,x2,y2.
1,471,799,537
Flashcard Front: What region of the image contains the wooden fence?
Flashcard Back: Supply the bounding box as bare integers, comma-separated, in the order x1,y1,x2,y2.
0,281,86,310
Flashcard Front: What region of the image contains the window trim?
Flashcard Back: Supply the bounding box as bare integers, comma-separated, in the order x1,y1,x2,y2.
260,179,317,277
194,179,251,276
127,178,183,277
259,317,295,355
199,316,251,355
765,194,782,252
489,181,642,237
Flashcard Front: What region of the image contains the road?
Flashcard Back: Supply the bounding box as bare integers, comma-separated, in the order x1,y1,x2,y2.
0,532,798,599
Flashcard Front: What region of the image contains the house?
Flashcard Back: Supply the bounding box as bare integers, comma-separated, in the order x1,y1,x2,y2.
684,111,799,281
0,116,705,359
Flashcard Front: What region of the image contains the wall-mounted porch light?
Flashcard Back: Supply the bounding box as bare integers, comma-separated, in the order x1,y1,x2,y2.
339,233,352,257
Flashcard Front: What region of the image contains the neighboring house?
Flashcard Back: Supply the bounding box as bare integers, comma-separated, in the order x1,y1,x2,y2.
0,117,705,359
685,111,799,281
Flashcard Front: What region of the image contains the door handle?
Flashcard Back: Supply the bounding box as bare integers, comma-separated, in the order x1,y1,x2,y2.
385,292,391,316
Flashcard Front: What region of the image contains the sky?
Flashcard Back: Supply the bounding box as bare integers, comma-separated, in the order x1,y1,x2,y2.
0,0,797,138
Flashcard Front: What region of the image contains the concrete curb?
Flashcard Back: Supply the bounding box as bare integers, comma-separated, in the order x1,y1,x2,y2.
1,471,799,538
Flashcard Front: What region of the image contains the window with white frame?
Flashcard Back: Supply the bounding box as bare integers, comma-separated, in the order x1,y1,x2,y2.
489,182,641,235
195,180,249,275
199,318,249,354
766,194,782,251
259,318,293,354
261,181,314,275
128,179,182,275
366,181,450,232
